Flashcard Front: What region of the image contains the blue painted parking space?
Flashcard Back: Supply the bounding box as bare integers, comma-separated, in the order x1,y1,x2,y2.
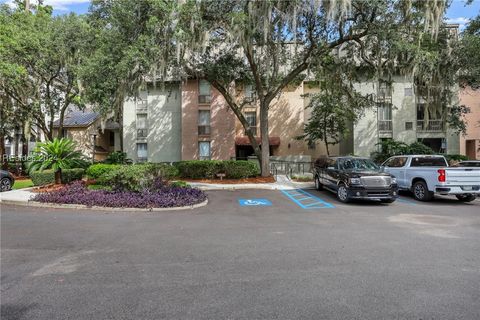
281,189,335,209
238,199,272,206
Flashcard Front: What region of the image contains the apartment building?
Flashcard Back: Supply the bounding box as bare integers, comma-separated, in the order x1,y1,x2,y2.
353,76,460,157
122,77,463,163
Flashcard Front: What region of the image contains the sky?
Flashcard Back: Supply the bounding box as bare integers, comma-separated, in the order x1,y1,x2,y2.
1,0,479,29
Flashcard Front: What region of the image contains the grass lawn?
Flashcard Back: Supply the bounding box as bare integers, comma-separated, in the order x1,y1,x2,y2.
13,179,34,190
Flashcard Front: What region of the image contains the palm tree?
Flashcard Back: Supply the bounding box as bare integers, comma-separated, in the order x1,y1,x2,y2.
28,138,86,184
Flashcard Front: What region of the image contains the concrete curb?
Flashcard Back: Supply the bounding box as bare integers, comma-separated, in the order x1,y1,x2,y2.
0,199,209,212
191,183,315,191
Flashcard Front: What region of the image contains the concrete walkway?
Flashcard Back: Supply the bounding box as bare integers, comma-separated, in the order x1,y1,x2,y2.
188,175,314,191
0,176,314,205
0,188,35,204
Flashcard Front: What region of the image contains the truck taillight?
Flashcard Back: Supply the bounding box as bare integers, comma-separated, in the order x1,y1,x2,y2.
438,169,446,182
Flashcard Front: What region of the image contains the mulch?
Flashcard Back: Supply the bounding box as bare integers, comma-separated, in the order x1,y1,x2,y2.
183,176,276,184
32,184,66,193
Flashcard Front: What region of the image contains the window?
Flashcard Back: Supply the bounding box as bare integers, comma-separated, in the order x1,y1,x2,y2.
199,141,211,160
244,84,254,99
377,102,392,131
404,87,413,96
198,80,211,104
198,110,211,135
384,157,407,168
405,122,413,130
137,114,147,138
137,143,148,161
377,81,392,100
245,111,257,136
410,157,448,167
307,141,316,150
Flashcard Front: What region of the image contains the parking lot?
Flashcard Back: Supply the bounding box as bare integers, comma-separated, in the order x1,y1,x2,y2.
1,189,480,319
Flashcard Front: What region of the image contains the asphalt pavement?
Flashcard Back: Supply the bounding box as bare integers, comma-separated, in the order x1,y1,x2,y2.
1,189,479,319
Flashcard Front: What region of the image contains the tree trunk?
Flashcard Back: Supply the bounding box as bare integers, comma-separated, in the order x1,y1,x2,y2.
57,107,67,138
259,102,270,177
55,169,62,185
0,134,7,170
325,141,330,156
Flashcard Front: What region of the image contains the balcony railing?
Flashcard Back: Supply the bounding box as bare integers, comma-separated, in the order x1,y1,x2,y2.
136,103,147,113
137,129,148,138
416,120,444,132
198,95,212,104
378,120,392,132
198,125,211,135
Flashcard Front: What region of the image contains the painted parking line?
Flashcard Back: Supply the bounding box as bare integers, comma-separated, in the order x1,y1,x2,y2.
281,189,335,209
396,197,418,205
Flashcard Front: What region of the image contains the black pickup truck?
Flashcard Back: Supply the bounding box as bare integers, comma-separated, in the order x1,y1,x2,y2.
312,156,398,203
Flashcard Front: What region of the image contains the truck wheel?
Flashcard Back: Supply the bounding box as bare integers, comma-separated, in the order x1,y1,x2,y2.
456,194,476,202
315,176,323,191
412,181,433,201
337,183,350,203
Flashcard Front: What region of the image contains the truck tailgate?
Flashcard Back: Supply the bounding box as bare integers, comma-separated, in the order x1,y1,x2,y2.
445,168,480,185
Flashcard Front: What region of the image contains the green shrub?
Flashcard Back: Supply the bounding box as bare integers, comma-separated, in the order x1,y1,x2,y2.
170,180,189,188
86,163,120,179
104,151,132,164
444,154,468,163
30,170,55,186
61,168,85,183
98,163,179,192
222,160,259,179
175,160,259,179
30,168,85,186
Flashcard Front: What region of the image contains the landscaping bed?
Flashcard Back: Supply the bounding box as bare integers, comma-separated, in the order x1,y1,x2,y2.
32,180,207,209
183,176,275,184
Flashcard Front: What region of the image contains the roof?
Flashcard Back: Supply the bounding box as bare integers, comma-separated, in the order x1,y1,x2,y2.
53,111,99,128
235,136,280,146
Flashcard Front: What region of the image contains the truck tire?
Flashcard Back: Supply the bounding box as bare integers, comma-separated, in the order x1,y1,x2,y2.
456,194,476,202
337,183,350,203
315,175,323,191
412,181,433,201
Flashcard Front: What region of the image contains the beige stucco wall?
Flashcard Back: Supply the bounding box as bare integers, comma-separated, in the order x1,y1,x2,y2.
124,83,182,162
459,87,480,159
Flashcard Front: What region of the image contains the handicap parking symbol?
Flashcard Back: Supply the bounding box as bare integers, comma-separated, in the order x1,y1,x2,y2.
238,198,272,206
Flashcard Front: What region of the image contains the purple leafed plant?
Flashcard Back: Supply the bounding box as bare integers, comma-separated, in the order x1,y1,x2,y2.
32,180,207,208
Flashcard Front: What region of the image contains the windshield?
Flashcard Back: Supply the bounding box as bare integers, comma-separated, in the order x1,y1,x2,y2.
338,158,379,171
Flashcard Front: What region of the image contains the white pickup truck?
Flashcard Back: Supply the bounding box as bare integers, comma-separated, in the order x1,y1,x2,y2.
381,155,480,202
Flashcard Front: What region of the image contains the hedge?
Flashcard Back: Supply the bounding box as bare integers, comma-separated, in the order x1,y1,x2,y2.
30,168,85,186
97,163,179,192
86,163,121,179
175,160,259,179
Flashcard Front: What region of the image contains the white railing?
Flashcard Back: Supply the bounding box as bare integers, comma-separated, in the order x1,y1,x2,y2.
417,120,444,132
378,120,392,132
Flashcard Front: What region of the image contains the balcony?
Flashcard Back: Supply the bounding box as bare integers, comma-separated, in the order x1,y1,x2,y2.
198,125,211,135
378,120,392,132
198,95,212,104
416,120,444,132
137,129,148,139
136,102,147,113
